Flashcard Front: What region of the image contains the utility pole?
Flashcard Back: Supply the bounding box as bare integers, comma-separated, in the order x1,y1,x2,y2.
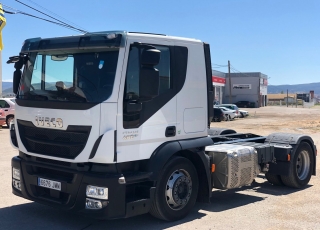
228,60,231,104
287,89,288,107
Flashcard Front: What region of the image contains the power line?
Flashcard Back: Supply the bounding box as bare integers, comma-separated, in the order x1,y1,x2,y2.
212,63,228,67
14,0,87,33
2,4,19,12
230,65,255,78
25,0,87,32
212,66,226,69
2,7,83,33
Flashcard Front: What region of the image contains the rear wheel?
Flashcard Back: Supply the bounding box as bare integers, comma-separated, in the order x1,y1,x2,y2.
6,115,14,128
150,157,198,221
281,142,314,188
265,172,283,186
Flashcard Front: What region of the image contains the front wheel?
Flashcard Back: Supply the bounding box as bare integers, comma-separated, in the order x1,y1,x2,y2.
281,142,314,188
150,157,198,221
6,116,14,128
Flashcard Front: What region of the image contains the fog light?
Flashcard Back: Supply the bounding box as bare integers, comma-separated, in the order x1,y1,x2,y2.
86,185,108,200
13,179,21,191
85,198,103,209
12,168,20,180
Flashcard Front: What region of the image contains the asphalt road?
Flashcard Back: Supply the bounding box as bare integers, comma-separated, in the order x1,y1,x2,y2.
1,109,320,229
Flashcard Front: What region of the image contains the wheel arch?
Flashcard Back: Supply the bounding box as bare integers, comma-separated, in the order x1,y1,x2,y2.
265,133,316,175
148,137,213,203
208,127,236,136
6,114,14,119
175,149,211,203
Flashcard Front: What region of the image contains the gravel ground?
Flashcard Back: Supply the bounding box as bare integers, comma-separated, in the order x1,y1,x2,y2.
0,106,320,230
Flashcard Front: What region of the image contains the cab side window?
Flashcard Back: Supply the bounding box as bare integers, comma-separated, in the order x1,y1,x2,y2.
124,45,171,100
123,44,172,129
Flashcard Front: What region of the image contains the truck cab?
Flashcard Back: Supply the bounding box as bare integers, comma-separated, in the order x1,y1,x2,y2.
9,31,316,221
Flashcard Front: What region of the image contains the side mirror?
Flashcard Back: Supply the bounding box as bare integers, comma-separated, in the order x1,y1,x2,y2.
139,49,161,101
141,48,161,66
13,69,22,94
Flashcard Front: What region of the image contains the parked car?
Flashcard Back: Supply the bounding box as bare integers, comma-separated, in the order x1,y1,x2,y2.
212,108,226,122
0,109,6,126
213,100,220,106
216,104,239,117
218,107,237,120
239,109,249,118
0,98,15,127
235,100,252,108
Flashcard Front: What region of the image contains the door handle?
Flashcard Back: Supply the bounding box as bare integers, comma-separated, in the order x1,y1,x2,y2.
4,109,8,111
127,100,142,113
165,126,176,137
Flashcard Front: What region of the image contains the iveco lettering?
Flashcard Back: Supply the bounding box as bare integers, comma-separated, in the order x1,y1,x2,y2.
8,31,316,221
35,116,63,128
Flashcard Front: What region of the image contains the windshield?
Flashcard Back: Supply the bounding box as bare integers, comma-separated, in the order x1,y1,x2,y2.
18,49,119,103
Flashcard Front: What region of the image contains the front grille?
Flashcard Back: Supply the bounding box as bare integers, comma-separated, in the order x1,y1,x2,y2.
36,157,71,167
35,166,74,182
18,120,91,159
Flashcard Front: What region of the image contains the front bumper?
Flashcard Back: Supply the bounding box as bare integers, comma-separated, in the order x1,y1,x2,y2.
12,154,153,219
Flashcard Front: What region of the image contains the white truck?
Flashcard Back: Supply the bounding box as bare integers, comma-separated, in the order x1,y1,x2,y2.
8,31,317,221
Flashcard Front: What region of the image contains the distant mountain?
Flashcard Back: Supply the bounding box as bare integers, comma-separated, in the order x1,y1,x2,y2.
3,87,13,94
2,82,12,90
2,81,320,97
268,82,320,94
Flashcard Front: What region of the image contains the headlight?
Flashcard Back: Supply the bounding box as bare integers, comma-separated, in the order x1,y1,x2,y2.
86,185,108,200
12,168,20,180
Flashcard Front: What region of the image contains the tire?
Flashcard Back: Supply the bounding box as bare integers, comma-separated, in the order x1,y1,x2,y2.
228,115,231,121
265,172,283,186
240,112,244,118
150,157,199,221
6,115,14,128
281,142,314,188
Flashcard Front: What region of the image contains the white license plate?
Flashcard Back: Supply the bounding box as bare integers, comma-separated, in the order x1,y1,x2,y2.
38,178,61,191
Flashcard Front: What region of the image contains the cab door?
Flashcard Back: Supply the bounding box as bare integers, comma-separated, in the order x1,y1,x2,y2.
116,38,176,162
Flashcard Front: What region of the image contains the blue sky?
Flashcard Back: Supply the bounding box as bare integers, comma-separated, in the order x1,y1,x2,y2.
1,0,319,85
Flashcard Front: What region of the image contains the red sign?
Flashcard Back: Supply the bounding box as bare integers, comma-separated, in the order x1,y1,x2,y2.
212,76,226,84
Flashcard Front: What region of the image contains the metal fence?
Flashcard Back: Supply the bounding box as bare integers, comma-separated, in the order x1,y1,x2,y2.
267,100,315,108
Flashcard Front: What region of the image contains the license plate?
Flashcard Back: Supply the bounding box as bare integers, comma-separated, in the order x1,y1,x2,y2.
38,178,61,191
